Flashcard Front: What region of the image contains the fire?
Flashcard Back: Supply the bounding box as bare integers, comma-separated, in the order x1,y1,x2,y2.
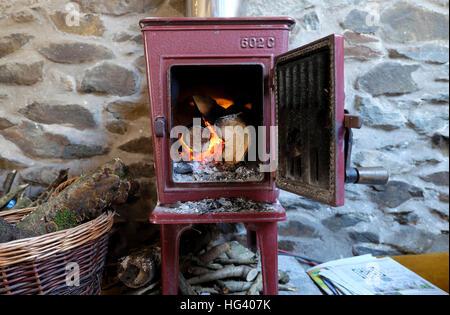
214,98,234,109
179,119,224,162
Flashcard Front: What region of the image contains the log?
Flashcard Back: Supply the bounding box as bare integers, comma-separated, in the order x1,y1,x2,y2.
1,170,17,195
192,95,226,123
217,280,252,293
0,184,28,209
11,195,32,210
17,159,130,236
187,265,253,285
199,243,231,264
278,270,290,284
117,246,161,289
278,284,298,292
29,169,69,207
179,272,197,295
248,272,262,295
216,114,250,164
192,286,219,295
215,258,258,265
0,216,33,243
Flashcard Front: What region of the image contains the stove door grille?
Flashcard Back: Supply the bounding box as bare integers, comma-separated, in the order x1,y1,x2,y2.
274,34,345,206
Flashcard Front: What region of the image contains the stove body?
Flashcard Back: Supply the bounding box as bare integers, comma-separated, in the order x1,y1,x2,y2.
140,17,347,206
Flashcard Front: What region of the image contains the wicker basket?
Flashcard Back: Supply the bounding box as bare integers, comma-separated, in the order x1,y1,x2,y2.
0,179,114,295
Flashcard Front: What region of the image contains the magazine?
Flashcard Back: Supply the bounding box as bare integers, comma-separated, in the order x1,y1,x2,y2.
307,254,448,295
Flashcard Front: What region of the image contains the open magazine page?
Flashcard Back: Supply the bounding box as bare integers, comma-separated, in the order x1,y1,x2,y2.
307,255,448,295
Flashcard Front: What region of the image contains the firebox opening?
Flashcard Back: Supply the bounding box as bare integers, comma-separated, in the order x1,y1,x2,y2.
169,64,265,183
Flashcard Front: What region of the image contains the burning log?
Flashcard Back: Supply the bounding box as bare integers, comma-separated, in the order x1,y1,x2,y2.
192,95,227,123
216,114,250,164
0,184,28,209
16,159,130,236
118,246,161,289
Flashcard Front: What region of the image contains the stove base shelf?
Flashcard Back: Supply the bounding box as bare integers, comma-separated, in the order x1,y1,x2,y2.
150,204,286,295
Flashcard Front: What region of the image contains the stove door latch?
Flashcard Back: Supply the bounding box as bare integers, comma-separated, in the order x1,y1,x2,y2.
344,112,389,185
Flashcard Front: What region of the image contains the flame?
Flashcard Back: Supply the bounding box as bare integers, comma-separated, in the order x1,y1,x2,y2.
214,97,234,109
179,119,224,162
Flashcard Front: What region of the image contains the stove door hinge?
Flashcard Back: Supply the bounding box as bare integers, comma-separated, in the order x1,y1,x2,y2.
344,112,389,185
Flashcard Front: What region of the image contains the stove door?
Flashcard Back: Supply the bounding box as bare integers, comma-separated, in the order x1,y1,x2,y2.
274,34,345,206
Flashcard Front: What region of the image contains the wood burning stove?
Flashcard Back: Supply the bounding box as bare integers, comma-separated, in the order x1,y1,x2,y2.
140,17,388,207
140,17,388,295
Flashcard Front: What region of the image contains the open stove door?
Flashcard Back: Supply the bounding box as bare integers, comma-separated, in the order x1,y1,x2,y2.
274,34,345,206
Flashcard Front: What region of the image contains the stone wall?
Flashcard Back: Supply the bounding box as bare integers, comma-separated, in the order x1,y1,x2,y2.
0,0,448,259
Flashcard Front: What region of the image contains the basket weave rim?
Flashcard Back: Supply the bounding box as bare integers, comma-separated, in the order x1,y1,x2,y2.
0,211,114,267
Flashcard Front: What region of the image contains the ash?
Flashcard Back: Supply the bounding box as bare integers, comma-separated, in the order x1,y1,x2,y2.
163,197,277,214
172,161,264,183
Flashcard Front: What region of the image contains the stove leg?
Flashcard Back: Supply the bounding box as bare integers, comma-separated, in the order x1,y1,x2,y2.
246,222,279,295
160,223,192,295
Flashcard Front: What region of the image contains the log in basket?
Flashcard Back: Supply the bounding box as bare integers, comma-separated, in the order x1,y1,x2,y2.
0,179,114,295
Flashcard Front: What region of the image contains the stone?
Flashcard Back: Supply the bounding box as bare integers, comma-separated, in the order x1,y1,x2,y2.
393,212,419,225
0,61,43,85
343,31,379,44
126,161,155,179
420,171,449,187
19,102,96,130
354,96,407,130
50,11,104,36
383,226,434,254
48,70,75,92
388,44,449,64
134,56,146,74
11,9,35,23
19,166,61,186
0,33,33,59
380,2,449,43
357,62,419,96
0,121,107,159
348,231,380,244
80,62,139,96
118,136,152,154
408,108,448,137
278,190,322,211
299,11,320,31
106,99,149,121
0,156,27,170
73,0,165,16
342,9,378,33
38,42,113,64
352,244,402,257
277,240,296,252
429,207,449,221
370,181,424,208
278,220,319,238
105,119,128,135
344,45,382,61
0,117,13,130
322,214,365,232
421,92,449,105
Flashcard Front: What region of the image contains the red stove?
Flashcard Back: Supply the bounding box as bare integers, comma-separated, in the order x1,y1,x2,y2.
139,17,388,295
140,17,387,207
